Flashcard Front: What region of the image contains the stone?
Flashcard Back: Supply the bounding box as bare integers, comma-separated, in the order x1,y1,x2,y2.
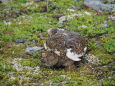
58,14,78,24
108,15,115,21
101,23,109,28
84,0,115,12
66,9,75,12
16,38,28,43
0,0,12,3
25,46,43,55
107,0,115,3
32,0,45,2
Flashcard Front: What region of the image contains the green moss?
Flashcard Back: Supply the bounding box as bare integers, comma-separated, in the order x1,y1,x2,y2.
102,80,115,86
20,59,39,67
88,38,97,50
50,75,65,83
0,0,114,85
103,40,115,53
0,34,13,41
0,61,14,72
32,52,41,58
4,0,28,7
101,34,115,53
33,74,43,79
112,65,115,71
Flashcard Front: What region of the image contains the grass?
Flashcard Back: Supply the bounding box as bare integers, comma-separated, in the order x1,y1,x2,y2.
0,0,115,85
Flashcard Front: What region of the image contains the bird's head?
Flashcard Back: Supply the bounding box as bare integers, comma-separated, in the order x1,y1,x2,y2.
41,51,59,67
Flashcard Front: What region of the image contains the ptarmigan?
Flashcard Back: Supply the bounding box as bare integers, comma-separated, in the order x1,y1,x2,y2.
44,28,87,62
42,51,74,67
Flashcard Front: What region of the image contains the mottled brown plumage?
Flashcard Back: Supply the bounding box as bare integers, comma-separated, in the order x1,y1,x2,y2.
46,28,87,54
42,51,74,67
42,28,87,67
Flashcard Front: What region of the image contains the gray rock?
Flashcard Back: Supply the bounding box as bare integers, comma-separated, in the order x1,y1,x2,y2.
58,14,78,24
32,0,45,2
96,41,101,47
25,46,43,55
0,0,12,3
16,38,28,43
84,0,115,12
101,23,109,28
107,0,115,3
113,53,115,55
108,15,115,21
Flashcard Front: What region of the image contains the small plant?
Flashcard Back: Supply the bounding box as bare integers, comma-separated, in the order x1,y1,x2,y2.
104,40,115,53
46,0,50,12
32,52,41,58
87,38,97,50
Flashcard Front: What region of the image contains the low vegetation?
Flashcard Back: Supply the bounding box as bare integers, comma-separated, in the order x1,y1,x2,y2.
0,0,114,85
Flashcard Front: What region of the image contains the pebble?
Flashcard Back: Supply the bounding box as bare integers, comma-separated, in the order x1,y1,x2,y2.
84,0,115,12
58,14,78,24
66,9,75,12
0,0,11,3
25,46,43,55
16,38,28,43
101,23,109,28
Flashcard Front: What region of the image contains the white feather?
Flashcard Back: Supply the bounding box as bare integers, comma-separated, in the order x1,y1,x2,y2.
44,42,47,49
54,50,60,56
44,42,51,51
84,47,87,52
66,48,84,61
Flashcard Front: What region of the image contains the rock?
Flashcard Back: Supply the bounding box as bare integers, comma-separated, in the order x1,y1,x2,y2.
25,46,43,55
58,14,78,24
0,0,12,3
3,20,12,25
113,53,115,55
78,25,88,28
84,11,92,15
32,0,45,2
58,11,91,24
66,9,75,12
16,38,28,43
84,0,115,12
107,0,115,3
96,41,101,47
101,23,109,28
85,54,100,65
52,14,63,19
107,15,115,21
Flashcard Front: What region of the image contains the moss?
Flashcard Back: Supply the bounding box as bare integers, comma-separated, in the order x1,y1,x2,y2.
103,40,115,53
32,52,41,58
89,47,114,65
102,80,115,86
101,33,115,53
33,74,43,79
87,38,97,50
20,59,40,67
0,60,14,72
50,75,65,83
112,65,115,71
0,0,114,85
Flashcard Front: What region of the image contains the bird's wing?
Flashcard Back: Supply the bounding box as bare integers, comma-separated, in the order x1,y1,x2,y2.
65,36,87,61
66,48,83,61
